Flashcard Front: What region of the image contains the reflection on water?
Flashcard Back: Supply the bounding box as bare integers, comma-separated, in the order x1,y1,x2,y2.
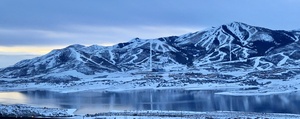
0,89,300,114
0,92,28,104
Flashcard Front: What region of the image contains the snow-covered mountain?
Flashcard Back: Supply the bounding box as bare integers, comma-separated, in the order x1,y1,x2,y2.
1,22,300,78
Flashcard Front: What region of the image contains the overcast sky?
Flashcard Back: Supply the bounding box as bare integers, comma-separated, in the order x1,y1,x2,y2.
1,0,300,67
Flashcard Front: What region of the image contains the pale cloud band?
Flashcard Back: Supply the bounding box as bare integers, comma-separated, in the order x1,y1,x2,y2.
0,25,204,55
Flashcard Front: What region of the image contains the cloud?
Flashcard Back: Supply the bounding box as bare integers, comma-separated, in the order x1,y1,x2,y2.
0,25,204,47
67,24,204,40
0,25,205,56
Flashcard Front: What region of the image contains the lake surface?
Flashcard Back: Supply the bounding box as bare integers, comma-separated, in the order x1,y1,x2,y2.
0,89,300,114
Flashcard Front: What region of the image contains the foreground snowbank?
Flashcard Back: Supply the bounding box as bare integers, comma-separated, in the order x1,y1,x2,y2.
0,104,75,118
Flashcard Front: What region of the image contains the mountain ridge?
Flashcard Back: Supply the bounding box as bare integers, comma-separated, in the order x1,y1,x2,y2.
1,22,300,78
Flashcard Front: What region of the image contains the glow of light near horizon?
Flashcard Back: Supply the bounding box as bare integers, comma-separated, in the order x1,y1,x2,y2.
0,46,63,55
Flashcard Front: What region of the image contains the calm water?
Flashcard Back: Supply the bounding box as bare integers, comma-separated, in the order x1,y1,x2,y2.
0,89,300,114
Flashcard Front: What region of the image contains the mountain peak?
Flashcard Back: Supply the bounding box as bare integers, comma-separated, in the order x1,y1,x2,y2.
66,44,85,49
223,21,251,30
226,21,247,26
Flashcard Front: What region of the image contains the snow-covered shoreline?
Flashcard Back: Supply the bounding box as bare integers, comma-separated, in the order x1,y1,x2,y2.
0,82,297,95
0,76,299,96
1,67,300,96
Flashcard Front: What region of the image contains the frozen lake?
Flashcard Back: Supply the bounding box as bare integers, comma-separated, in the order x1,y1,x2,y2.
0,89,299,114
